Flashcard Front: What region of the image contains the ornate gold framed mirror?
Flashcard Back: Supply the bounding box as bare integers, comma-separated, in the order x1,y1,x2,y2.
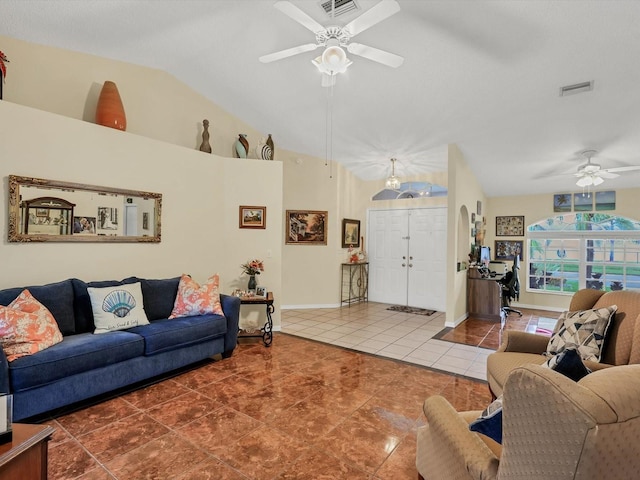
8,175,162,243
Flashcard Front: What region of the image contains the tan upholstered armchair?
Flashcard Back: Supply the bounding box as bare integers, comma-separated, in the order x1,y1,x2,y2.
487,289,640,397
416,364,640,480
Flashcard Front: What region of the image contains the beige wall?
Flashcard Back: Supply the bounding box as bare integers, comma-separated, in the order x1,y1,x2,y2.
446,145,486,327
0,101,284,328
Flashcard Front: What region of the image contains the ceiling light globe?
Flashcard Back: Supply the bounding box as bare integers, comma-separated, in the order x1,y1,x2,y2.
576,176,593,187
592,175,604,186
385,176,400,190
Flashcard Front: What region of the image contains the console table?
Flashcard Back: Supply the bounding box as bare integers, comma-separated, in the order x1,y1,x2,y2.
341,262,369,306
238,292,274,347
0,423,55,480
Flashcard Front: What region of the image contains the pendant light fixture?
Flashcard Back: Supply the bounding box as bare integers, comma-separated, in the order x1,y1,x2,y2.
385,158,401,190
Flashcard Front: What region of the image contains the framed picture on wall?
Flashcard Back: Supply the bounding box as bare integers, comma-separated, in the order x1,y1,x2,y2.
553,193,572,212
239,206,266,229
285,210,327,245
496,216,524,236
495,240,523,261
341,218,361,248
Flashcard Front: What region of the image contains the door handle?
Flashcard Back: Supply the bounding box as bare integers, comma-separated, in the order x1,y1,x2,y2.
402,256,406,260
409,264,413,268
402,263,406,267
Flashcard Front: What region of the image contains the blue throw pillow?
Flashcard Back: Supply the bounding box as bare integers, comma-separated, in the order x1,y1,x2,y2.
544,347,591,382
469,395,503,443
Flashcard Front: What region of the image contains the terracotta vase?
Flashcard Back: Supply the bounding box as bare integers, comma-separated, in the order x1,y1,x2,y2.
96,81,126,131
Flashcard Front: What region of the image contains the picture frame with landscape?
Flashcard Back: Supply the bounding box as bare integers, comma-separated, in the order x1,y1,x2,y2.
239,206,266,229
341,218,361,248
285,210,327,245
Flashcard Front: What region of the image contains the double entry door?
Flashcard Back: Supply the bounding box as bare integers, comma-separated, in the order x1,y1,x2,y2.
368,207,446,311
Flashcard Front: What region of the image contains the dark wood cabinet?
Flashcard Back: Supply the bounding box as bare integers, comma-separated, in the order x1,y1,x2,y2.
467,269,503,322
0,424,55,480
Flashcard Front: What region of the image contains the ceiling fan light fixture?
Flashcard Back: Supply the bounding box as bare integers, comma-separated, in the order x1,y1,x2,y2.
592,175,604,186
312,45,352,75
576,175,594,187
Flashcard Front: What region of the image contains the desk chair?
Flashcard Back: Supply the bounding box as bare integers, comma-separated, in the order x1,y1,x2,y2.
499,255,522,317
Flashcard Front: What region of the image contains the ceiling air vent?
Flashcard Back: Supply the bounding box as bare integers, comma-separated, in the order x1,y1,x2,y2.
319,0,360,18
559,81,594,97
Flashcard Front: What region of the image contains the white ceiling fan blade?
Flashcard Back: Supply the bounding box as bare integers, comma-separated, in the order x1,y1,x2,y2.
604,165,640,173
347,43,404,68
259,43,319,63
274,1,325,33
343,0,400,37
598,171,619,179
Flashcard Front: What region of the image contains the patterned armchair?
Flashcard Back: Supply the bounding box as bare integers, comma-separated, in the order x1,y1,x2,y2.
486,289,640,398
416,363,640,480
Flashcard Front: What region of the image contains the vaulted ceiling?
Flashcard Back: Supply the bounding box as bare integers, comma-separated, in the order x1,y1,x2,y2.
3,0,640,196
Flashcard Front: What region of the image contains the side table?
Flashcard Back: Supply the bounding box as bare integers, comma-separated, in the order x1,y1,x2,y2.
0,423,55,480
238,292,274,347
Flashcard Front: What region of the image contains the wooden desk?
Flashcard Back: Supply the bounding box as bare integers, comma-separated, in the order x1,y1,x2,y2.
0,423,55,480
238,292,274,347
467,271,504,322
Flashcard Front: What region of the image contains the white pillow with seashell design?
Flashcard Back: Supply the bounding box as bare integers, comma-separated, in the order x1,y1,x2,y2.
88,282,149,334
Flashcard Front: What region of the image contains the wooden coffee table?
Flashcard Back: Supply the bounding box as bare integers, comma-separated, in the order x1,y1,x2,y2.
0,423,55,480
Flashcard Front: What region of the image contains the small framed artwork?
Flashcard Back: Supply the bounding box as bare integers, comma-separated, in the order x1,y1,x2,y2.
341,218,361,248
285,210,328,245
495,240,523,261
573,193,593,212
239,206,267,229
496,216,524,237
595,190,615,211
553,193,572,212
36,208,48,217
471,213,476,223
255,286,267,298
477,201,482,215
142,212,149,230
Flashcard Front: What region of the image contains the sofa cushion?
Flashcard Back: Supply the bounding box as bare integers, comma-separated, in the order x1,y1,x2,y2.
124,276,180,321
8,331,144,391
546,305,617,362
127,314,226,355
88,282,150,334
0,279,76,335
0,290,63,362
71,278,138,333
169,274,223,319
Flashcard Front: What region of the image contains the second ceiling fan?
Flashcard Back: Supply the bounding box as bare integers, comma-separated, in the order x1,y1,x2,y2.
259,0,404,86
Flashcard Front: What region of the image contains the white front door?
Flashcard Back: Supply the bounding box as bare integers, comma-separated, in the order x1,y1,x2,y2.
368,207,447,311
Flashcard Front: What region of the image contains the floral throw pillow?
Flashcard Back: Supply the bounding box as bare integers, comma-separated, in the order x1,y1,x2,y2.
0,289,63,362
545,305,617,362
169,274,224,319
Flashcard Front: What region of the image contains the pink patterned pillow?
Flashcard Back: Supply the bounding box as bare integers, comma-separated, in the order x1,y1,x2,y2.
169,274,224,319
0,289,63,362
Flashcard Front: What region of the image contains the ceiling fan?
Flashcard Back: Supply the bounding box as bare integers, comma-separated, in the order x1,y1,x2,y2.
574,150,640,187
259,0,404,86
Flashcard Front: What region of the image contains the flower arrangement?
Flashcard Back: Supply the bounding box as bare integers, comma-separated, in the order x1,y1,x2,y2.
0,51,8,81
241,259,264,276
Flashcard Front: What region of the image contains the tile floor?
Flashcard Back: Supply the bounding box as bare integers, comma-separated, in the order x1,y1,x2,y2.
281,302,557,380
41,303,557,480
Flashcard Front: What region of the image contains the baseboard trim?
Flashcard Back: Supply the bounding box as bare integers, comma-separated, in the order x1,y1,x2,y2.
512,302,565,313
281,303,341,310
446,312,468,328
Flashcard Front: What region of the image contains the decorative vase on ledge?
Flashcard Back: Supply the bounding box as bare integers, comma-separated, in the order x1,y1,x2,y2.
96,81,127,131
248,275,257,292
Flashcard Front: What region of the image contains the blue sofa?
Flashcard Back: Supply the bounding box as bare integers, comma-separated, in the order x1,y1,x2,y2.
0,276,240,421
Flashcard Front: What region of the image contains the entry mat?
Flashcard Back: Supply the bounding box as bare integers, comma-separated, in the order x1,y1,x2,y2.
387,305,436,316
